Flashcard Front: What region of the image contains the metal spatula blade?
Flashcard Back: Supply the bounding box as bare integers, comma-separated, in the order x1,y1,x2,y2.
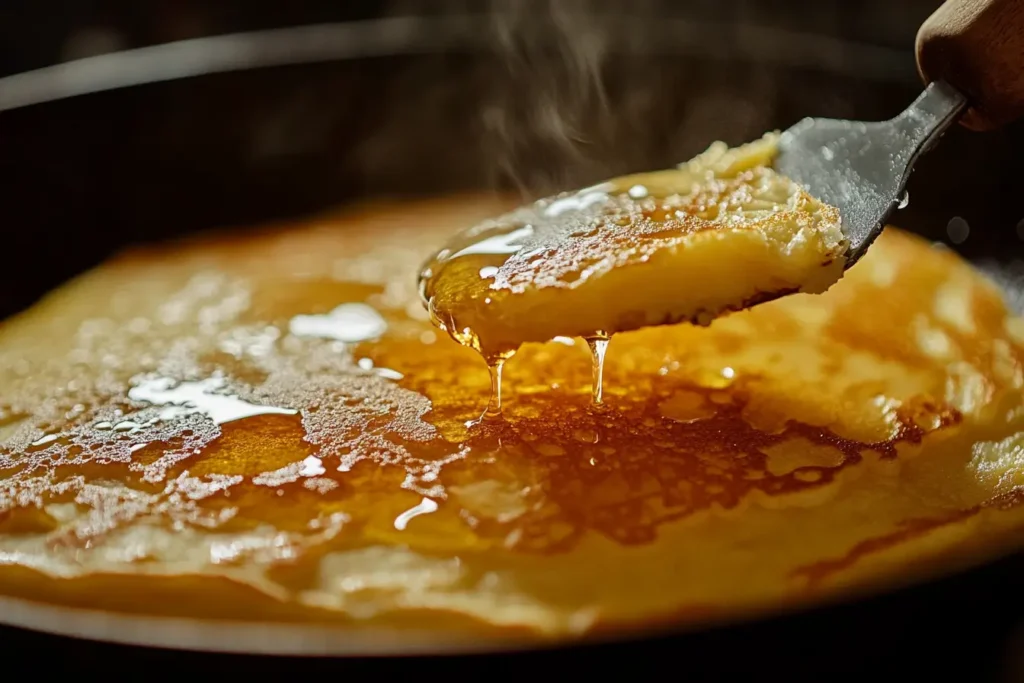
775,80,968,266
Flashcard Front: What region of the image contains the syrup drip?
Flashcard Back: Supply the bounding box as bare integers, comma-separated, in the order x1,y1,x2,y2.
586,333,610,406
466,357,510,426
487,360,505,419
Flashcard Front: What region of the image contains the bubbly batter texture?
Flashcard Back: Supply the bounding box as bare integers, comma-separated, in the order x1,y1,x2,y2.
420,135,848,360
0,195,1022,653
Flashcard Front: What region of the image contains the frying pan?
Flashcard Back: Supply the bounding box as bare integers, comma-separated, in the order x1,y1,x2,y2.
1,4,1023,679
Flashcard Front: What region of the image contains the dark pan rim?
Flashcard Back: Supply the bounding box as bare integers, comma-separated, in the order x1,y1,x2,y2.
0,16,912,114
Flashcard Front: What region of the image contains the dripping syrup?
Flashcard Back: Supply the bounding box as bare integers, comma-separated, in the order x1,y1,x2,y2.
585,333,610,407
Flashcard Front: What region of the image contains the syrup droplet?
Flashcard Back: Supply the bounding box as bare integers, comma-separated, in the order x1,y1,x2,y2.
694,366,738,389
586,333,610,406
897,190,910,210
485,360,505,419
29,433,59,447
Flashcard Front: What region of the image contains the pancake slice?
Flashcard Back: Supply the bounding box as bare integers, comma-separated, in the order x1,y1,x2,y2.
420,134,848,360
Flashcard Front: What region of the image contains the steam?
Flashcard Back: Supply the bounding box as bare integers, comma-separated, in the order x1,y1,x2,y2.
480,0,611,197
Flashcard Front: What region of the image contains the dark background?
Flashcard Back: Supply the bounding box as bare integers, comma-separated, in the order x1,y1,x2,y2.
1,1,1020,277
0,1,940,76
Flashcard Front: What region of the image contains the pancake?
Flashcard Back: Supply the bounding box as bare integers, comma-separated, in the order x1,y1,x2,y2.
420,135,848,361
0,193,1022,653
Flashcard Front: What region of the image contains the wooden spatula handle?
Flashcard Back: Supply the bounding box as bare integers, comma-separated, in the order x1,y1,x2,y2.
916,0,1024,131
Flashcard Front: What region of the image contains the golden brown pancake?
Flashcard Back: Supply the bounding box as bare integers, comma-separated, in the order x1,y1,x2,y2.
0,193,1022,653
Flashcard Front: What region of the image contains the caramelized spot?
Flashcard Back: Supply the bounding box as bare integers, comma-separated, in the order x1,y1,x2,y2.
0,506,60,534
184,414,313,478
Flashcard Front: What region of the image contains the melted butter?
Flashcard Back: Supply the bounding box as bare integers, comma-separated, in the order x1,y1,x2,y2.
29,433,59,447
0,193,1021,642
128,375,297,425
394,497,440,531
289,303,387,343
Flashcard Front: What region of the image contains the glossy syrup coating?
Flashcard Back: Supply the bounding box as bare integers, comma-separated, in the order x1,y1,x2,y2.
419,135,847,361
0,194,1022,648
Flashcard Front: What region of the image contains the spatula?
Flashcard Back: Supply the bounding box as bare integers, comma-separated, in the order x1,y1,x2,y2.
775,0,1024,267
